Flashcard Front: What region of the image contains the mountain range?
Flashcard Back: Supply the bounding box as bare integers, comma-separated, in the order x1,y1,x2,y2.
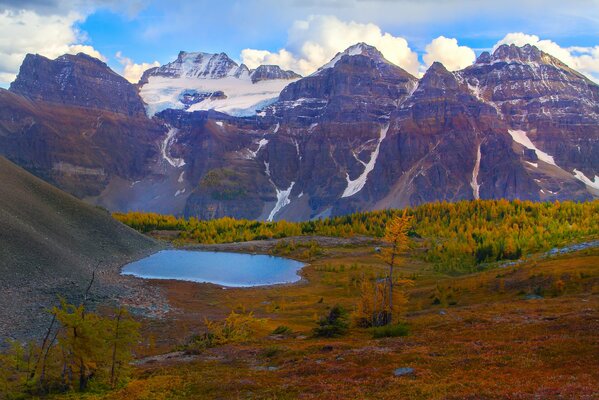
0,42,597,221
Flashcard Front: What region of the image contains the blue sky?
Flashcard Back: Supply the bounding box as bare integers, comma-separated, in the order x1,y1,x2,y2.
1,0,598,85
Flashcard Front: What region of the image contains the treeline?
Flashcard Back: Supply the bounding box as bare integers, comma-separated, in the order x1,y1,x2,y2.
114,200,599,273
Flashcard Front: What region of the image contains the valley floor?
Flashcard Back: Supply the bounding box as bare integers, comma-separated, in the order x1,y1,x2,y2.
55,237,599,399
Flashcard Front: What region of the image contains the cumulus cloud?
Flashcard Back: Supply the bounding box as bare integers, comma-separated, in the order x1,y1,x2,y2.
240,15,420,76
115,51,160,83
68,44,106,61
422,36,475,72
494,32,599,82
0,9,104,85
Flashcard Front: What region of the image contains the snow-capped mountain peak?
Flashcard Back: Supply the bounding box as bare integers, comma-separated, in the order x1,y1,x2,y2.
140,51,248,82
139,50,301,117
475,43,572,71
316,42,386,73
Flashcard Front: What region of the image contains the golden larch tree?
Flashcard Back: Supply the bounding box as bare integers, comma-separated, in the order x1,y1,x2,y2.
378,211,414,324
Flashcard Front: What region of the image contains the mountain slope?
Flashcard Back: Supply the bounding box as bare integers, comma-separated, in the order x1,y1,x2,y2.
177,43,419,220
0,156,160,340
0,43,597,221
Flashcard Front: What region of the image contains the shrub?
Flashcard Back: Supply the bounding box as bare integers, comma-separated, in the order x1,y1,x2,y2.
186,311,266,353
204,311,266,346
371,323,409,339
313,305,349,338
262,346,282,358
271,325,292,335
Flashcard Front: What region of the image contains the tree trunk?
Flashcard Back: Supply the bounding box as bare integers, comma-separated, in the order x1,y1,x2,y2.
387,243,397,325
29,314,56,382
110,309,123,388
39,327,59,392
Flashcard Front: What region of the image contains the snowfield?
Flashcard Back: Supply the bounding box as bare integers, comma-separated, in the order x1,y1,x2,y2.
140,75,298,117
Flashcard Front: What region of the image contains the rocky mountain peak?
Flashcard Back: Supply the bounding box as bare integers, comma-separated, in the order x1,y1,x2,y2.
476,43,569,70
313,42,391,73
140,50,247,82
418,61,459,90
9,52,145,116
492,43,543,63
249,65,301,83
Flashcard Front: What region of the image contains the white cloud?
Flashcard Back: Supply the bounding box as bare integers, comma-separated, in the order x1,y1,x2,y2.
422,36,475,72
240,15,420,76
115,51,160,83
494,32,599,82
68,44,106,61
0,9,105,85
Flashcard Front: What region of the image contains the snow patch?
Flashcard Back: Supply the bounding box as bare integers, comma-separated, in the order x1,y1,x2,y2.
471,144,481,200
526,161,538,168
247,138,269,159
175,188,186,197
267,182,295,221
161,127,185,168
215,121,224,127
573,169,599,190
178,171,185,183
508,130,556,166
341,124,389,198
317,43,365,72
273,122,280,133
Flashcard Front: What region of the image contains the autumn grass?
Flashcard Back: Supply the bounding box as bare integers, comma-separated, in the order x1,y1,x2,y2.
46,239,599,399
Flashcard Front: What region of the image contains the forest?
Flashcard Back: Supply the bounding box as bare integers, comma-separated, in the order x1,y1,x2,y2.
114,199,599,273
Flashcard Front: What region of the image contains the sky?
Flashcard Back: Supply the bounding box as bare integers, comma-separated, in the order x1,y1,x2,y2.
0,0,598,87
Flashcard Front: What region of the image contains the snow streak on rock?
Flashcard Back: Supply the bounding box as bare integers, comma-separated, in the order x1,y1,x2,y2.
341,124,389,198
267,182,295,221
247,138,269,159
471,143,481,199
573,169,599,190
508,129,556,166
161,127,185,168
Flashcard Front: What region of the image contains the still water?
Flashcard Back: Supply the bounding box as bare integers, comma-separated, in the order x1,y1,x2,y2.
122,250,304,287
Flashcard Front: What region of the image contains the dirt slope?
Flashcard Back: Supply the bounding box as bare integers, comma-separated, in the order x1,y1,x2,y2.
0,157,161,341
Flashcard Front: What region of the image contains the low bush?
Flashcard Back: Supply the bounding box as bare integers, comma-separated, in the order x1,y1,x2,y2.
313,305,349,338
271,325,292,335
370,323,409,338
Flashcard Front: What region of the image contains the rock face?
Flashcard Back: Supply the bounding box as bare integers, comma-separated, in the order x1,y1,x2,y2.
1,53,163,198
457,43,599,198
176,43,597,220
10,53,146,116
0,43,597,220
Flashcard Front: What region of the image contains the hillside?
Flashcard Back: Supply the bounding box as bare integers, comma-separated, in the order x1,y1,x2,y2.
0,157,161,340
